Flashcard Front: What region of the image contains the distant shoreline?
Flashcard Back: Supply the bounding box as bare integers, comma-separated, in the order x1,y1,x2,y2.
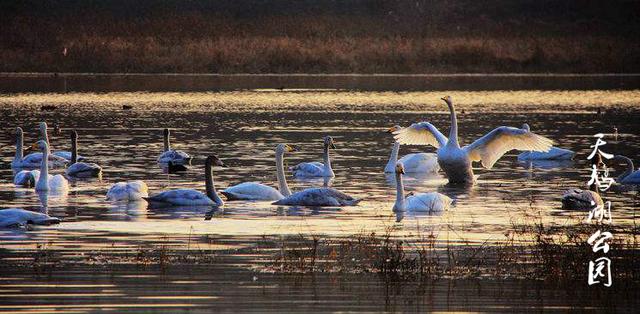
2,72,639,93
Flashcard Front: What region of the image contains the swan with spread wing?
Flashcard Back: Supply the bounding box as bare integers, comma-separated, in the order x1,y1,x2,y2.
393,96,553,184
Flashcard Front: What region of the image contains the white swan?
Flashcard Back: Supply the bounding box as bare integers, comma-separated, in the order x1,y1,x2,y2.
392,163,452,212
384,125,439,174
106,180,149,202
517,124,574,161
157,128,192,165
14,169,40,187
394,96,553,184
222,144,296,201
272,187,361,207
34,140,69,192
0,208,60,228
145,155,225,206
12,127,68,168
291,136,336,177
38,122,84,161
613,155,640,184
64,130,102,178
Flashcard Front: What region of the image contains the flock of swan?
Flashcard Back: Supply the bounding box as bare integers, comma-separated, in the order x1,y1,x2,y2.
2,96,639,228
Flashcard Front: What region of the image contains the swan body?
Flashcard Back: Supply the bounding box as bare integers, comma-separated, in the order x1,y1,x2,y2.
272,187,361,207
562,188,603,210
145,156,225,207
106,181,149,201
0,208,60,228
613,155,640,185
222,144,297,201
291,136,336,177
157,128,192,165
385,126,439,174
222,182,283,201
12,127,68,168
14,170,40,187
517,124,574,161
394,96,553,184
65,130,102,178
392,163,451,212
34,140,69,192
146,189,217,206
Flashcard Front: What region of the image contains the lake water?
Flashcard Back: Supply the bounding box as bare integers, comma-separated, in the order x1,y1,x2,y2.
1,90,639,311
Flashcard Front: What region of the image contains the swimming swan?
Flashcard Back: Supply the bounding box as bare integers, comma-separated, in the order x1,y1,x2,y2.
517,124,574,161
65,130,103,178
0,208,60,228
291,136,336,178
145,155,225,206
394,96,553,184
384,125,439,174
33,140,69,192
14,169,40,187
106,180,149,201
12,127,68,168
612,155,640,184
157,128,192,165
222,144,297,201
392,163,452,212
38,122,84,161
562,187,603,210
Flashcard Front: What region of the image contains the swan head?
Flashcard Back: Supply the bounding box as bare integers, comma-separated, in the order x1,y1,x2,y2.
16,127,23,137
323,136,336,149
206,155,227,168
395,162,405,175
70,129,78,139
276,143,298,154
386,125,402,134
440,95,453,105
521,123,531,132
39,122,48,132
163,128,170,137
32,140,48,151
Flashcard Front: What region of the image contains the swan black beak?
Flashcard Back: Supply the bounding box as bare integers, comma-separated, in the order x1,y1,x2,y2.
330,143,336,149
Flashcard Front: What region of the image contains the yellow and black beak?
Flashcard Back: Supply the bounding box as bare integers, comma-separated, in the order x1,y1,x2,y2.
30,142,39,150
286,144,299,152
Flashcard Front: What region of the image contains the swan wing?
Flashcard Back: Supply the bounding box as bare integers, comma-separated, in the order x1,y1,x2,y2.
398,153,439,173
273,188,360,206
517,147,575,161
463,126,553,169
222,182,283,201
621,171,640,184
406,192,452,212
107,182,129,201
291,162,324,177
158,150,191,164
146,189,213,206
14,170,39,186
393,122,448,148
66,162,102,177
127,181,149,197
49,174,69,192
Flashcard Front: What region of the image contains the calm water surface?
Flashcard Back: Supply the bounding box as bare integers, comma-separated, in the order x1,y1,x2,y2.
1,90,639,311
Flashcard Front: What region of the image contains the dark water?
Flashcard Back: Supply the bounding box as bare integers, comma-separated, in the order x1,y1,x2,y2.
1,90,639,311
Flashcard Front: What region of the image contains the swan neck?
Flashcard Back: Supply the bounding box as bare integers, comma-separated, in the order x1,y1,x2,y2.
275,150,291,197
15,130,23,161
394,171,405,211
37,144,49,189
41,125,50,146
205,162,224,206
386,142,400,171
323,144,333,175
447,102,459,146
163,131,170,152
71,135,78,164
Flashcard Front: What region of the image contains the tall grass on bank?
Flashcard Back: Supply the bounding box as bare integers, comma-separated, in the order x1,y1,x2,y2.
2,0,639,73
2,36,637,73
